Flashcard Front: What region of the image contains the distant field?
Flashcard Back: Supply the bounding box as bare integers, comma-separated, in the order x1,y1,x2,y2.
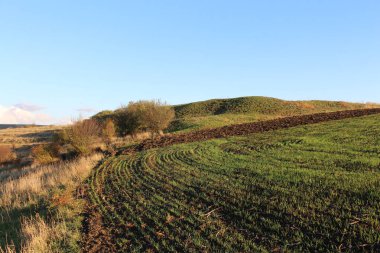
0,125,62,161
0,124,44,130
0,125,60,146
84,114,380,252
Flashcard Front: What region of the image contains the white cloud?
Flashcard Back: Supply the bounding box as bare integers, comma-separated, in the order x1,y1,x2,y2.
0,105,53,125
14,103,45,112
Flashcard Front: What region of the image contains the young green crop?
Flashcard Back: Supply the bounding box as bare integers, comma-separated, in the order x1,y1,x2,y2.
86,114,380,252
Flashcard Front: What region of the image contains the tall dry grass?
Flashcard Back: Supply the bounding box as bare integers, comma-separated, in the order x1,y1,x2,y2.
0,145,16,164
0,154,102,253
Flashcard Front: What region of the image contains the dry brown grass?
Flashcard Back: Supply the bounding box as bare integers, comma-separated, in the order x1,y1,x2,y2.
0,145,16,164
0,154,102,252
0,125,61,146
295,102,315,109
0,154,101,210
30,144,60,165
1,214,70,253
0,125,62,163
365,102,380,109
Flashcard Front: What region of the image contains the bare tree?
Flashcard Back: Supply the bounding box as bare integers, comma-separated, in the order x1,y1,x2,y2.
102,118,116,144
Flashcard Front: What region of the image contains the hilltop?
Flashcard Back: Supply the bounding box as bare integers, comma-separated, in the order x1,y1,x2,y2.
174,96,375,117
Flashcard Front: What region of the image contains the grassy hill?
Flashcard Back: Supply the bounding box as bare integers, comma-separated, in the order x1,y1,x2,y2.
174,96,363,117
85,113,380,252
169,96,378,132
93,96,378,133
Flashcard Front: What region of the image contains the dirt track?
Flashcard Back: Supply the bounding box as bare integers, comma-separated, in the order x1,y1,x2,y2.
121,108,380,154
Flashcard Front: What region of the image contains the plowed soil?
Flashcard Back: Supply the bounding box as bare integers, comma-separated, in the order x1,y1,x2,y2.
122,108,380,154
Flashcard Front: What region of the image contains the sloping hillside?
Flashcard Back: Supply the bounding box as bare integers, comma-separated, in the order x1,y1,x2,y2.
170,96,378,132
122,108,380,153
174,96,373,117
93,96,378,133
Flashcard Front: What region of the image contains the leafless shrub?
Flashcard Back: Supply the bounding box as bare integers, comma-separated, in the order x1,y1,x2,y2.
102,119,116,144
115,100,175,137
59,119,102,155
31,144,60,165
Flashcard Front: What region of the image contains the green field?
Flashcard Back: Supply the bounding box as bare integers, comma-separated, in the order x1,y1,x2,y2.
87,114,380,252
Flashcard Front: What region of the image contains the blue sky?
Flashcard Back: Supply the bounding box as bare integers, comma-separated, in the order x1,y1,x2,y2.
0,0,379,124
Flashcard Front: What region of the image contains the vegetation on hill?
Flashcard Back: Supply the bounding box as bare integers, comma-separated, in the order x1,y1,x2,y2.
93,96,379,133
173,96,372,117
170,96,379,132
84,114,380,252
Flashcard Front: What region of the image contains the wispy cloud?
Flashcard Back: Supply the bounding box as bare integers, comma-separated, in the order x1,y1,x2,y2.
14,103,45,112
